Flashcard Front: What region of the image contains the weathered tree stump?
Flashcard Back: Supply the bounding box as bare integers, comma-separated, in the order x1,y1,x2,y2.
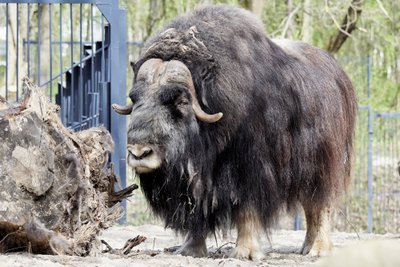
0,78,137,255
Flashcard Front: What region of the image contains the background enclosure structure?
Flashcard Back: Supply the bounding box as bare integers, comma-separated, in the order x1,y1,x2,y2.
0,0,128,220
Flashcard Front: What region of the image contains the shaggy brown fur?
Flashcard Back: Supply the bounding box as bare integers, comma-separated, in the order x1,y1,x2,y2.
117,4,357,259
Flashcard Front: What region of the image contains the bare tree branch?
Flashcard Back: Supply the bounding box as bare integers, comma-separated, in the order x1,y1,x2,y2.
376,0,392,21
301,0,313,43
326,0,364,54
281,3,301,38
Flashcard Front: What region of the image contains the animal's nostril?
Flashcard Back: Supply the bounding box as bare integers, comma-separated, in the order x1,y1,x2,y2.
140,148,152,158
128,145,153,160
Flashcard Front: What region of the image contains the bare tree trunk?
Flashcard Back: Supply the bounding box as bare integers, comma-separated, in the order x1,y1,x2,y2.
0,5,28,99
2,5,17,97
326,0,364,54
39,4,50,85
145,0,166,40
240,0,265,19
285,0,295,39
301,0,312,43
86,5,91,41
251,0,265,19
392,48,400,109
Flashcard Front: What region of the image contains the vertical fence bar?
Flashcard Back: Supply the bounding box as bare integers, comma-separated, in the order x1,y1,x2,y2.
383,116,386,232
396,118,399,232
367,55,371,99
5,3,8,99
107,25,111,84
115,6,127,224
101,16,105,83
294,212,301,230
16,3,19,100
49,4,53,100
381,116,385,231
79,3,83,129
59,4,63,119
37,4,41,84
367,107,373,233
27,3,30,78
91,4,95,127
70,4,74,126
100,15,106,128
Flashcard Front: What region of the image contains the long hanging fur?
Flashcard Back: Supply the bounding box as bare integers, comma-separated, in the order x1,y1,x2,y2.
130,5,356,239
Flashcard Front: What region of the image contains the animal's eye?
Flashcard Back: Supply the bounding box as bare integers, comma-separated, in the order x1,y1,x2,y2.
176,99,189,107
129,89,141,103
159,86,186,106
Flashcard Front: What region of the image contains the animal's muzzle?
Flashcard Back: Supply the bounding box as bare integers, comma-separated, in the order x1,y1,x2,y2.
127,144,162,174
129,145,153,160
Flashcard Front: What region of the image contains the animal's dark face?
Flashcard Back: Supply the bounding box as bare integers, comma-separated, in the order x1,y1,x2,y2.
113,59,223,174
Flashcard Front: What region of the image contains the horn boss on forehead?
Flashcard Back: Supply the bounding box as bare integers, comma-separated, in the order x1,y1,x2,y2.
115,58,223,123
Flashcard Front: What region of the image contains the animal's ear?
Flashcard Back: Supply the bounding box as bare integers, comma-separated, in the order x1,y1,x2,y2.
129,55,136,73
130,60,136,72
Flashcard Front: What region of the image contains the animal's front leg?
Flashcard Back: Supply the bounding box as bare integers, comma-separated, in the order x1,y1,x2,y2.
231,209,264,260
175,232,207,257
299,206,332,256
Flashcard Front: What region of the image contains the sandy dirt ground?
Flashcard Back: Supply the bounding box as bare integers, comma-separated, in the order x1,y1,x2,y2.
0,224,398,267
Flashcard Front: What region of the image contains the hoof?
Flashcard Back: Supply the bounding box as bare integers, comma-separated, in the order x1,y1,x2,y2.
164,245,181,253
298,239,332,257
230,245,264,261
170,236,207,258
297,244,312,255
175,244,207,258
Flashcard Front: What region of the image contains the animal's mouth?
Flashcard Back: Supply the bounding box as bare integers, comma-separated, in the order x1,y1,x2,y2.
127,144,162,174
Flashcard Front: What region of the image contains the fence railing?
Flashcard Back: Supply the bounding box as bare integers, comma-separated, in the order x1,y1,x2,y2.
327,107,399,233
0,0,128,221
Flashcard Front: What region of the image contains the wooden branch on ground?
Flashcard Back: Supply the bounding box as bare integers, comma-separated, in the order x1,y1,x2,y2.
101,235,147,255
326,0,364,54
107,169,139,207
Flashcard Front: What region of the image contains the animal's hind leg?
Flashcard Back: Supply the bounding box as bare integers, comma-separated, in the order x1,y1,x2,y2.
230,209,264,260
299,206,332,256
174,231,207,257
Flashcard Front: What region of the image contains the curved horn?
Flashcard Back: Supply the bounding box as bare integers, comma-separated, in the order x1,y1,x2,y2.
178,62,223,123
112,103,133,115
161,60,223,123
113,59,163,116
187,81,223,123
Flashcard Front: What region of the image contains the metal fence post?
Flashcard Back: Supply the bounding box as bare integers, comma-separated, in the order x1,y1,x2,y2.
367,106,373,233
98,0,127,223
294,211,301,230
367,55,371,98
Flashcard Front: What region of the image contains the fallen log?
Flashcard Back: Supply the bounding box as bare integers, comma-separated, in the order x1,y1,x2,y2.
0,78,137,255
0,220,71,255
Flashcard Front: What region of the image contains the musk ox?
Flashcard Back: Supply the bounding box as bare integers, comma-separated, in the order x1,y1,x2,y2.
113,4,356,260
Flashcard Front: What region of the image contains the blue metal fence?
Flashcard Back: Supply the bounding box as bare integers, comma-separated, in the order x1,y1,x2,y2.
368,111,400,233
291,107,400,234
0,0,127,221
